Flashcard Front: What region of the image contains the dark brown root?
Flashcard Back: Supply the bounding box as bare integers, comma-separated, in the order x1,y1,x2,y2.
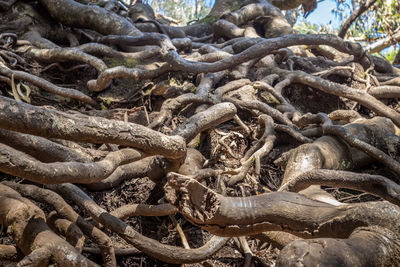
165,173,400,238
0,183,99,266
2,181,117,267
0,97,186,159
49,183,229,264
279,169,400,206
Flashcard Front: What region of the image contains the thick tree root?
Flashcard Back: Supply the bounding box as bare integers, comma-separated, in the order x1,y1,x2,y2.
49,183,229,264
0,143,143,184
0,183,99,266
0,96,186,159
0,128,93,163
2,1,400,265
323,124,400,176
39,0,142,36
277,226,400,267
47,211,86,253
2,181,117,267
279,169,400,206
275,69,400,128
0,245,22,262
165,173,400,239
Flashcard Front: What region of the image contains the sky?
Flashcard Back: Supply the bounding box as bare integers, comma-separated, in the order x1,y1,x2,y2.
145,0,349,29
301,0,351,29
305,0,340,28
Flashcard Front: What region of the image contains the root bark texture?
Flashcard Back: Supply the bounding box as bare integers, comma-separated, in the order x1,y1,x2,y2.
1,1,400,266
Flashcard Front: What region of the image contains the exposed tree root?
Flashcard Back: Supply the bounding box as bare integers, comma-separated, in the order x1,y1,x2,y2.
0,97,186,159
0,245,22,262
1,0,400,266
0,143,144,184
110,203,177,220
2,181,117,267
277,226,400,267
0,66,96,104
279,169,400,206
0,183,99,266
165,172,400,239
49,183,229,264
323,124,400,176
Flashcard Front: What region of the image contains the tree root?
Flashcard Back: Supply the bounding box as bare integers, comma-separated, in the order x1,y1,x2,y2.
49,183,229,264
0,183,99,266
0,97,186,159
47,211,86,253
172,102,237,143
165,172,400,239
275,69,400,128
110,203,177,220
0,245,23,262
39,0,142,36
0,128,93,163
0,143,143,184
0,67,96,104
2,1,400,265
323,124,400,176
26,46,108,72
277,226,400,267
164,34,365,73
2,181,117,267
228,115,276,185
279,169,400,206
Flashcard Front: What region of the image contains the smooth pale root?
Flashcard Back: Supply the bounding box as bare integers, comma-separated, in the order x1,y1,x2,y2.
165,172,400,245
0,184,99,266
0,96,186,159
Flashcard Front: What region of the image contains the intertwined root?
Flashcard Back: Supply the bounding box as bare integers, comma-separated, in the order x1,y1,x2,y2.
0,184,99,266
1,0,400,266
165,174,400,266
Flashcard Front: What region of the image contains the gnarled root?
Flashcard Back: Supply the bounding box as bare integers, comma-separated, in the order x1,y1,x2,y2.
48,183,229,264
277,226,400,267
165,172,400,238
0,183,99,266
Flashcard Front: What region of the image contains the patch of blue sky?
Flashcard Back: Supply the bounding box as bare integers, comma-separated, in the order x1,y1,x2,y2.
299,0,351,29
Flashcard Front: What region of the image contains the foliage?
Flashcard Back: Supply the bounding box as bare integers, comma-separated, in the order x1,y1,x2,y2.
334,0,400,41
331,0,400,60
147,0,213,25
294,21,337,34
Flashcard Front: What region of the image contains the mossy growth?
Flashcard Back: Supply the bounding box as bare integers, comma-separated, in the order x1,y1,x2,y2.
98,96,117,110
260,92,280,104
189,134,201,148
98,96,113,106
227,0,244,11
395,125,400,136
186,84,197,93
199,15,219,24
9,223,17,236
340,159,353,170
23,207,30,219
169,77,181,86
104,57,138,68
